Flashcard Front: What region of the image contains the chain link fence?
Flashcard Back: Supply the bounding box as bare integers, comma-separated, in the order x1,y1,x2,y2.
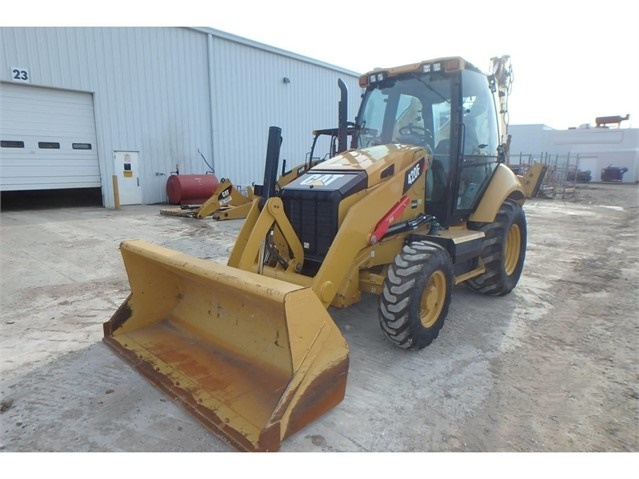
509,152,592,199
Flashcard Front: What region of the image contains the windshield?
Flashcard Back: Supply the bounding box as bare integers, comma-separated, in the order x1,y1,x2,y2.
356,75,453,155
355,69,501,222
461,69,499,156
455,69,500,210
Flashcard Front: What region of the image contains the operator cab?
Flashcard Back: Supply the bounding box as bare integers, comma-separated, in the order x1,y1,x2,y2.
355,58,501,226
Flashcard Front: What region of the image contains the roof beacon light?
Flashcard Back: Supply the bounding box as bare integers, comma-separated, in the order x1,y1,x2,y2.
444,59,460,71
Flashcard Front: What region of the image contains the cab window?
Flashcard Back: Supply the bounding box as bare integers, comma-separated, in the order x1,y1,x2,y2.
456,70,499,210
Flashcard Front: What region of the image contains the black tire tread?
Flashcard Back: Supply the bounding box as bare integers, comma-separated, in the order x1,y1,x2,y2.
378,241,453,350
467,199,527,296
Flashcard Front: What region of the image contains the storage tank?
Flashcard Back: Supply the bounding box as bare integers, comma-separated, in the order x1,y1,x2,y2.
166,174,219,205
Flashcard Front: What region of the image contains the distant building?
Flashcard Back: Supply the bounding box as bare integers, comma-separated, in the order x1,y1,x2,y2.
509,123,639,183
0,27,362,207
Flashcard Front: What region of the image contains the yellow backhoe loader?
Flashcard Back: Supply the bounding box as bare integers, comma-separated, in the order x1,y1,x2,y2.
104,56,544,451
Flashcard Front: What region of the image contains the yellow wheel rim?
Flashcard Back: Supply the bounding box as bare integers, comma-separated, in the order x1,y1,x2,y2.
420,271,446,328
504,223,521,276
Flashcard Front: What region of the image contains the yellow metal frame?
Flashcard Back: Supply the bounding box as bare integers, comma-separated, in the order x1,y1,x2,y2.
211,202,254,221
196,160,322,220
195,179,254,219
517,162,547,199
229,145,430,308
103,239,349,451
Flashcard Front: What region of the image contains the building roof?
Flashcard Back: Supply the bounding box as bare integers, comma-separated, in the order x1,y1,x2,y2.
510,123,556,130
188,27,361,78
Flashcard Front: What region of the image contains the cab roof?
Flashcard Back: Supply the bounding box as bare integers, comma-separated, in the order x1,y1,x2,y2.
359,56,483,88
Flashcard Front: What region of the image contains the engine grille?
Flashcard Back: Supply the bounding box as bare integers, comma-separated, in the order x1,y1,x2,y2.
285,195,336,261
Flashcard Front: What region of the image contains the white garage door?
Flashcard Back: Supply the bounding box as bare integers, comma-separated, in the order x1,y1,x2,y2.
0,83,100,191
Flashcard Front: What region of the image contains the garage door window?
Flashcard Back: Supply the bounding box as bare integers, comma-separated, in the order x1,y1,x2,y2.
1,140,25,148
72,143,92,150
38,142,60,149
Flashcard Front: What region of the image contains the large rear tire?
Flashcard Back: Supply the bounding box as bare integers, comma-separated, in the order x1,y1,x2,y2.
467,199,527,296
378,241,453,350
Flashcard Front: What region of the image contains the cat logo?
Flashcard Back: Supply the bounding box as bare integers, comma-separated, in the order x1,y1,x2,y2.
300,174,344,187
218,186,232,200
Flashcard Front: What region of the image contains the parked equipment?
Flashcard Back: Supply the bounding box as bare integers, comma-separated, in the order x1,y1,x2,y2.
601,165,628,182
567,169,592,183
170,123,358,220
104,56,542,451
191,178,256,219
595,114,630,128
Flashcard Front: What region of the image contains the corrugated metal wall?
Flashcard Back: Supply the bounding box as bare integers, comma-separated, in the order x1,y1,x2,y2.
0,27,362,207
1,27,211,205
208,32,362,189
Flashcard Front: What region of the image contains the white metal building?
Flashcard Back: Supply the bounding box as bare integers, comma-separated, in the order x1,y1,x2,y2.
509,123,639,183
0,27,362,207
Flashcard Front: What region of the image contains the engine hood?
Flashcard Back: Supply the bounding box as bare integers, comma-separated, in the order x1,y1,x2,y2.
310,144,428,188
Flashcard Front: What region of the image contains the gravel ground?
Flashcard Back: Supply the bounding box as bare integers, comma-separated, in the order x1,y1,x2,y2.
1,183,637,475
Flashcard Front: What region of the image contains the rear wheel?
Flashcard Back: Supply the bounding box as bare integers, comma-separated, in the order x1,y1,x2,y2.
467,199,527,295
379,241,453,350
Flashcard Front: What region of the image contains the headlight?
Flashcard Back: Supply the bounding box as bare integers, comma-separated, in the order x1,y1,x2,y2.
367,71,387,84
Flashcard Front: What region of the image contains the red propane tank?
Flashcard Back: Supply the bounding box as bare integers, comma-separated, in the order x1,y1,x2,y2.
166,174,219,205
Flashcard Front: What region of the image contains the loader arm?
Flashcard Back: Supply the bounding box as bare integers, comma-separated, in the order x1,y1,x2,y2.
229,146,430,309
228,197,305,274
194,178,253,219
196,157,319,220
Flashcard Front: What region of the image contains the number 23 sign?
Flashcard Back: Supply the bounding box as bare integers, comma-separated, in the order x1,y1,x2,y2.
11,67,30,83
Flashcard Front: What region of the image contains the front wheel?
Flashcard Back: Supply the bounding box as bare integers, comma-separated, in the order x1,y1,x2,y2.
467,199,527,296
378,241,453,350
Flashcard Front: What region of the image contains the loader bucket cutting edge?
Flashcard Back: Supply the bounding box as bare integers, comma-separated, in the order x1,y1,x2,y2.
102,239,349,452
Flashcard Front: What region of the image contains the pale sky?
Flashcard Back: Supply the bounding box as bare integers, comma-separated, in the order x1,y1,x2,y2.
8,0,639,131
196,0,639,130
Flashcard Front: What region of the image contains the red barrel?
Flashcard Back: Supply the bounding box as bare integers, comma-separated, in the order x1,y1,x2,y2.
166,174,219,205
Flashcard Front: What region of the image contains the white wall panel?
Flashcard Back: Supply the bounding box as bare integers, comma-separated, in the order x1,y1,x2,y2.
0,27,362,206
510,124,639,182
209,34,362,190
0,83,100,190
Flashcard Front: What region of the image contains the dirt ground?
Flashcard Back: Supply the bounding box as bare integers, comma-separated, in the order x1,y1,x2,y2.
0,183,637,463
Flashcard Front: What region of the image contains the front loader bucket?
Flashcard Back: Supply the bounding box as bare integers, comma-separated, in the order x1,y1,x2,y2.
103,239,349,452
